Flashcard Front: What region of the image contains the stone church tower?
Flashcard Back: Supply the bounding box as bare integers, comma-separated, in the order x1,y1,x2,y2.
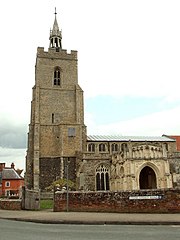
26,11,86,190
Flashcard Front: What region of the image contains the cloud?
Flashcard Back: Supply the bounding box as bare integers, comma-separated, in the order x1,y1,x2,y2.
0,113,28,149
0,147,26,172
78,1,180,100
86,106,180,136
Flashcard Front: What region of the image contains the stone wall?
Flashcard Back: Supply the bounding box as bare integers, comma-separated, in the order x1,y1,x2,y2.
169,155,180,188
40,157,62,190
0,199,22,210
54,189,180,213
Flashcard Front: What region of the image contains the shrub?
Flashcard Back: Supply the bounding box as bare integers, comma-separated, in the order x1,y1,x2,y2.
45,178,76,191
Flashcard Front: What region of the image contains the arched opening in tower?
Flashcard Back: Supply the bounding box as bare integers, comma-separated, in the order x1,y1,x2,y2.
139,166,157,189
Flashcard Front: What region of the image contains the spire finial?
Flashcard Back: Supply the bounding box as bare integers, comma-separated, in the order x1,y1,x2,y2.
49,7,62,49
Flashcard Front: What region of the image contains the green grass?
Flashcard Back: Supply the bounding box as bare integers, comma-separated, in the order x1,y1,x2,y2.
40,199,53,209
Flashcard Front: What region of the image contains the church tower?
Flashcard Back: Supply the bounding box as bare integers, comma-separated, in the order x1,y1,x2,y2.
26,10,86,190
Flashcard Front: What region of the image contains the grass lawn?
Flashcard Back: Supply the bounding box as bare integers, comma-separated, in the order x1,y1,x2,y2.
40,199,53,209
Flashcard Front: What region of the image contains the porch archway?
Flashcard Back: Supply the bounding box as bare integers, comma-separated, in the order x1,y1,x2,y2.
139,166,157,189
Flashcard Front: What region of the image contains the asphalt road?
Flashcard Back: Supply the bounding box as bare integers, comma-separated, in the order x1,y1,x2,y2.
0,219,180,240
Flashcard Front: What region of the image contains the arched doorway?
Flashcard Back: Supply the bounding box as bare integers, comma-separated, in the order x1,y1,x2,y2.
139,166,157,189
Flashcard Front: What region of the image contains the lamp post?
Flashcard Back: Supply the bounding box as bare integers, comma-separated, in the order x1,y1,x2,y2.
66,158,70,212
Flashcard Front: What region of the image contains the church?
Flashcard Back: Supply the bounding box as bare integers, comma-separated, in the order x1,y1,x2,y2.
25,11,180,192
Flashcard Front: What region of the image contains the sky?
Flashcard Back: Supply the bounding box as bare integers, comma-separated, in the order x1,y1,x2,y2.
0,0,180,172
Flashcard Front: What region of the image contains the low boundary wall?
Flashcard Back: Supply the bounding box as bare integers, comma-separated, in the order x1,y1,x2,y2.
54,189,180,213
0,199,22,210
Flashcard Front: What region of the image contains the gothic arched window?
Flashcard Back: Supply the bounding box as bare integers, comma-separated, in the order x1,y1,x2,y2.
53,67,61,86
121,143,128,152
88,143,95,152
111,143,118,152
96,165,110,191
99,143,106,152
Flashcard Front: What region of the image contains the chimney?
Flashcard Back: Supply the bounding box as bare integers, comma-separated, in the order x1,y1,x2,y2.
0,163,6,171
11,162,15,169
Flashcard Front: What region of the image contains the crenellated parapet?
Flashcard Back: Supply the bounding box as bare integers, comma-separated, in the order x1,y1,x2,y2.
37,47,77,60
132,144,163,159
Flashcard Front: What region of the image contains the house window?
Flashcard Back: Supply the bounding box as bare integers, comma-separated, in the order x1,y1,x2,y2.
99,143,106,152
5,181,10,187
96,165,110,191
54,67,61,86
68,127,76,137
5,190,10,196
88,143,95,152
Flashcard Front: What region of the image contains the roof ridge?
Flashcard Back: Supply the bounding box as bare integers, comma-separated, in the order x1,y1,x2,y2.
87,135,175,142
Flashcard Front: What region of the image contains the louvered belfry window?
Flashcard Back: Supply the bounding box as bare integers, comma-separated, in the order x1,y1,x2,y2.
54,67,60,86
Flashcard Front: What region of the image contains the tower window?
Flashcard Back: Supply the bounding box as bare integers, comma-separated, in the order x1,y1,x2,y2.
54,67,61,86
52,113,54,123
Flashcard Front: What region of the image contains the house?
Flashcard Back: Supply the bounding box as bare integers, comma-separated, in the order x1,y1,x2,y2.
0,163,24,198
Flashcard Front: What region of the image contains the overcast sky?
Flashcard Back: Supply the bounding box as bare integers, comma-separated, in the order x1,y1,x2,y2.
0,0,180,171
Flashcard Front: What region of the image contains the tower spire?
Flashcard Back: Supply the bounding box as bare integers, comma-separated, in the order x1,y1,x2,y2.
49,8,62,49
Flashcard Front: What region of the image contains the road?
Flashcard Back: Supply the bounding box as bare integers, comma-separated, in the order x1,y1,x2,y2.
0,219,180,240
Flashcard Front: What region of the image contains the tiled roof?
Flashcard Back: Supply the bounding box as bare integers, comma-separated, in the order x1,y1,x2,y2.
87,135,175,142
2,168,22,180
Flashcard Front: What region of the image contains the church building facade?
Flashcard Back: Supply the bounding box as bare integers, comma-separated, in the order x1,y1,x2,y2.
25,12,180,192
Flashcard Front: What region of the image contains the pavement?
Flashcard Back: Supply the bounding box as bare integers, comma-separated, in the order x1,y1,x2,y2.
1,209,180,225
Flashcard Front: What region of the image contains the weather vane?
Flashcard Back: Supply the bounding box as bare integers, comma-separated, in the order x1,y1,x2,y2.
55,7,57,15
